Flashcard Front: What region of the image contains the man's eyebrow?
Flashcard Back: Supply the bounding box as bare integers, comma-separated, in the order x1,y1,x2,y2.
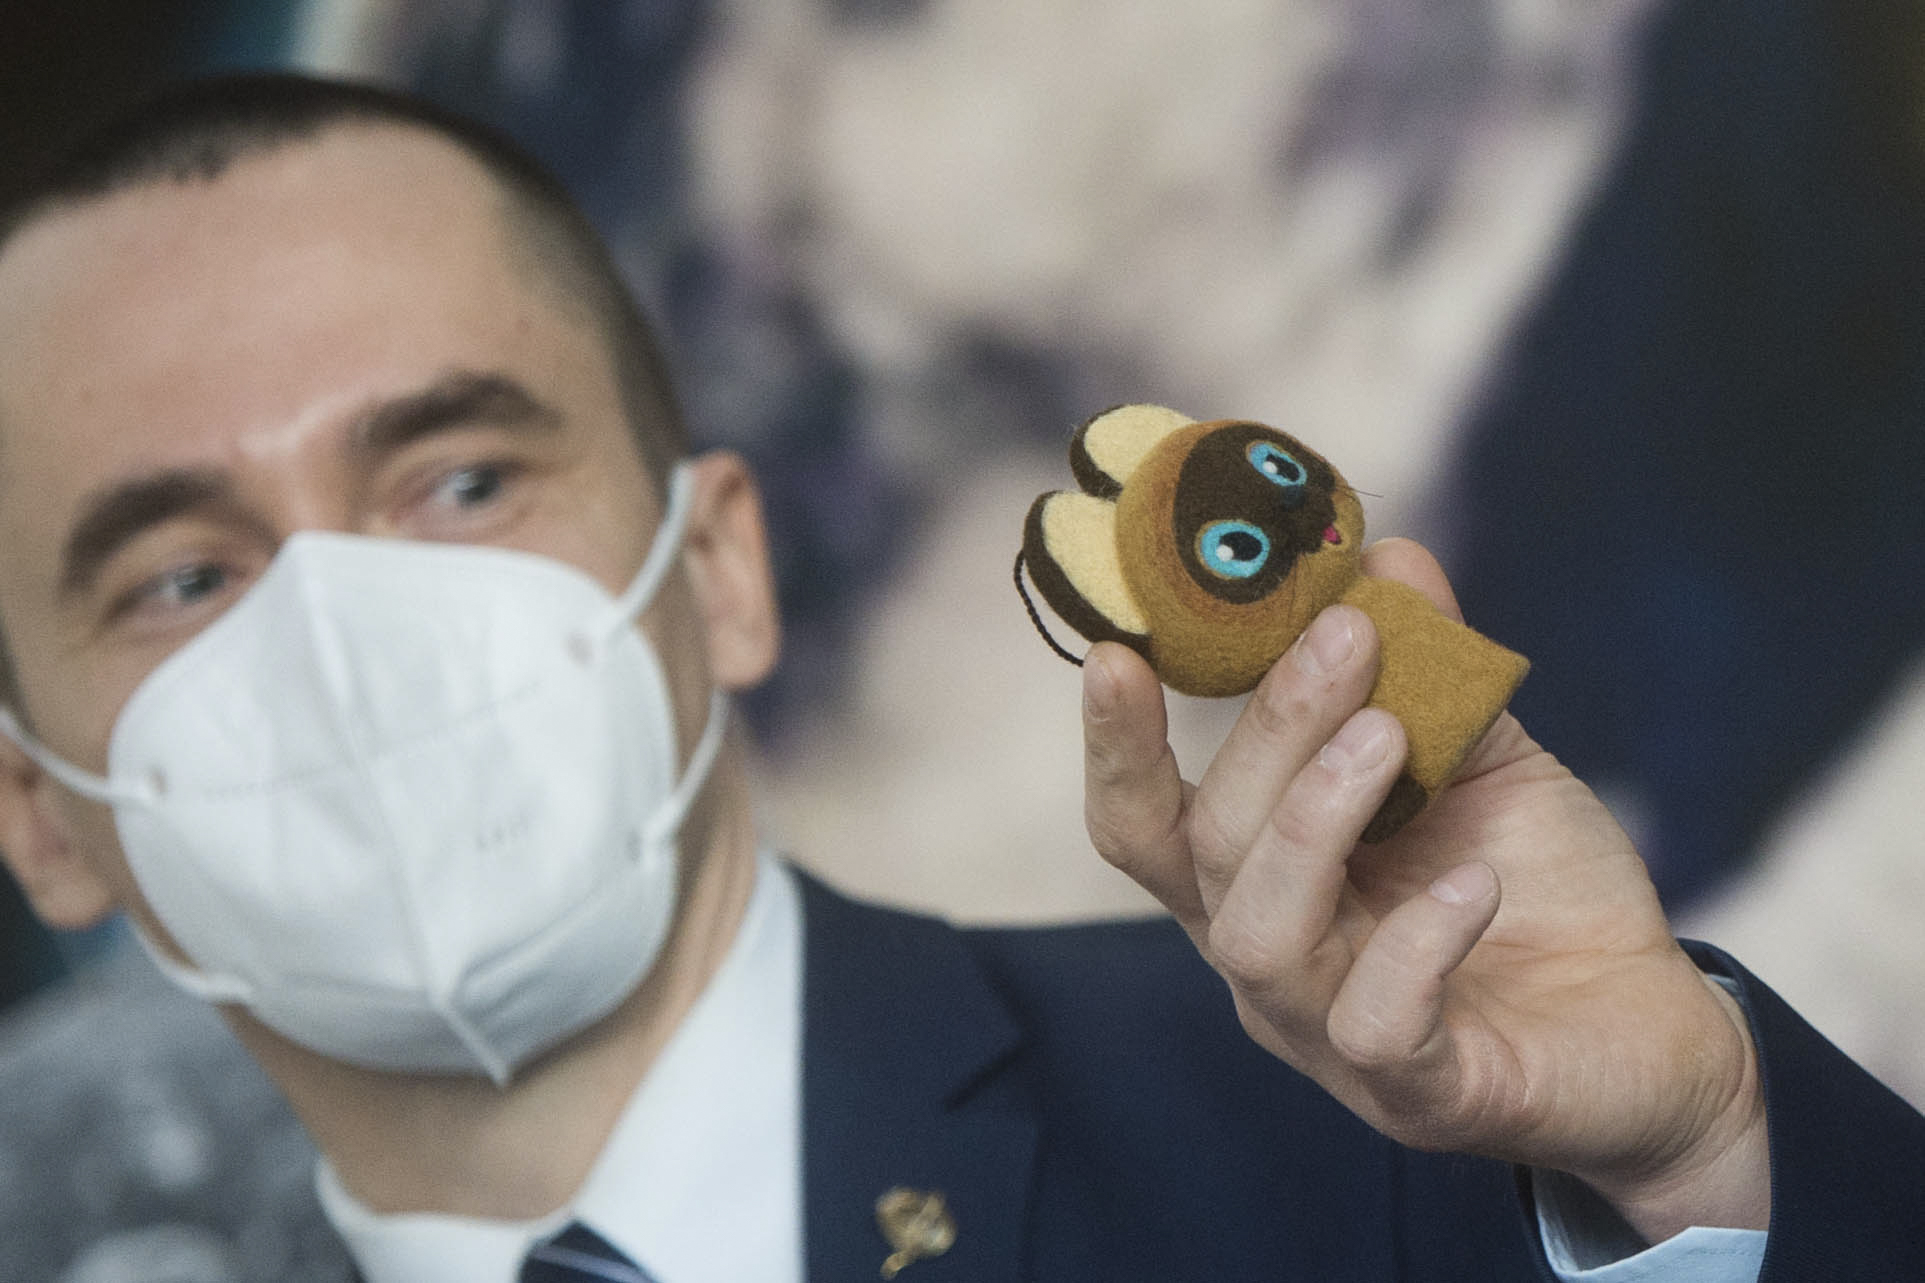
59,469,242,598
54,373,558,601
353,370,562,456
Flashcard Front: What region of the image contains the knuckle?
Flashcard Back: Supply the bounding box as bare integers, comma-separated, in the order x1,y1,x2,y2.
1207,911,1289,995
1182,807,1243,880
1246,674,1316,743
1083,724,1169,791
1084,758,1182,864
1082,804,1135,862
1258,800,1325,862
1231,991,1284,1047
1368,910,1461,992
1081,732,1130,784
1326,1003,1407,1073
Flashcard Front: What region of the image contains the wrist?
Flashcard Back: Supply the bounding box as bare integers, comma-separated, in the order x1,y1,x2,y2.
1571,973,1772,1245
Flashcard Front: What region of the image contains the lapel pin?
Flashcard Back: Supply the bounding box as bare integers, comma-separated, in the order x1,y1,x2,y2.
875,1187,956,1278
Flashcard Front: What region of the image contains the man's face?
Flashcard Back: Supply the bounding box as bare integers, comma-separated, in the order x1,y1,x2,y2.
0,124,693,925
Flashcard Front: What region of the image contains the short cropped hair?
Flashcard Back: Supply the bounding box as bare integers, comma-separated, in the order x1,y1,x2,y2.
0,71,687,475
0,73,689,710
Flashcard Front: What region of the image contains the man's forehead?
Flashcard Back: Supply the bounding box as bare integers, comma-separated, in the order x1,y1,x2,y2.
0,120,595,523
3,122,504,267
0,121,541,404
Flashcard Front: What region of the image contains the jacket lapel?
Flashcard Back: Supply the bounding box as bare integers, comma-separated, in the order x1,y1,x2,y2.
795,870,1037,1283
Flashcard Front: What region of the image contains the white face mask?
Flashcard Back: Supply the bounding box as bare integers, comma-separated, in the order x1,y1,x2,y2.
0,463,726,1085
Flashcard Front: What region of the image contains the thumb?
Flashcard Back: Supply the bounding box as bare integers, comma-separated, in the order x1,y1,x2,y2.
1324,861,1500,1133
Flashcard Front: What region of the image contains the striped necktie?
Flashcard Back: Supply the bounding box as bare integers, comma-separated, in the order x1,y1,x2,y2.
519,1222,660,1283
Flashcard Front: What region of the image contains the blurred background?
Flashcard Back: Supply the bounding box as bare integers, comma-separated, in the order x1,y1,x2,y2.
3,0,1923,1273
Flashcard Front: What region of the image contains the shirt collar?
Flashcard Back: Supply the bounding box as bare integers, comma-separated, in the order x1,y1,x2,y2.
317,852,804,1283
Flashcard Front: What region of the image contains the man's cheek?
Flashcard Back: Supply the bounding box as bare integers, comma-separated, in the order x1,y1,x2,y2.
49,792,147,915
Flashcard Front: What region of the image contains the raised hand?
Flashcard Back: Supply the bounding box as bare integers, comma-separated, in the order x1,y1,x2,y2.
1080,538,1769,1244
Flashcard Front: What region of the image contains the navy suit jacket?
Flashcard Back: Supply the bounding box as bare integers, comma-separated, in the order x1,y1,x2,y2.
793,870,1925,1281
14,866,1916,1280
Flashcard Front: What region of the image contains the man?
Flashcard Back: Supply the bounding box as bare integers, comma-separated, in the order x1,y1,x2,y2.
0,73,1918,1282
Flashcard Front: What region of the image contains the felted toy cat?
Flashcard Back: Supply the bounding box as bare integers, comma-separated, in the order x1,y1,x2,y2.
1017,404,1528,840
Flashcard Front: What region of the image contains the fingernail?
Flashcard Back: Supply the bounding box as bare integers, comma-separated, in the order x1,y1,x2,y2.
1318,711,1390,774
1295,607,1357,677
1429,861,1496,906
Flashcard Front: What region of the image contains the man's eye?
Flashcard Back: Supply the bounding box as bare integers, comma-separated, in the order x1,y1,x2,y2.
434,464,511,508
439,465,502,506
111,561,234,623
152,563,229,606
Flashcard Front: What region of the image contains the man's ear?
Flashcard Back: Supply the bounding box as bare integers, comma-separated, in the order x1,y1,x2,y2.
0,734,118,930
679,451,781,692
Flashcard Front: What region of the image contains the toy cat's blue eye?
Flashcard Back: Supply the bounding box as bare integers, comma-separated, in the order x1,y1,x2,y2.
1198,520,1271,580
1248,442,1307,507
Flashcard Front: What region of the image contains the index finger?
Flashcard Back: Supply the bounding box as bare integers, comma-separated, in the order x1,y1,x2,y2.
1361,537,1462,621
1186,604,1381,910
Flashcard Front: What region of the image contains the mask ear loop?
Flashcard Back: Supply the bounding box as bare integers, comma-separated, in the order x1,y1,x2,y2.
643,688,731,850
0,706,159,806
0,706,249,1000
564,461,731,842
600,462,699,640
130,925,254,1003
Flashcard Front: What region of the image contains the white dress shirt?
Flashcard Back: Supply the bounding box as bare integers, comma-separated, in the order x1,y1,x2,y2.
318,853,1763,1282
319,851,804,1283
1536,1167,1766,1281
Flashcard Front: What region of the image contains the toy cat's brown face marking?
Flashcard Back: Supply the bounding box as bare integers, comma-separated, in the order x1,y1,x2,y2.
1022,405,1366,696
1173,422,1343,605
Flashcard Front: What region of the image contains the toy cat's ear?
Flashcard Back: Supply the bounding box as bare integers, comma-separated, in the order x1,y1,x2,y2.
1069,404,1195,499
1021,491,1150,652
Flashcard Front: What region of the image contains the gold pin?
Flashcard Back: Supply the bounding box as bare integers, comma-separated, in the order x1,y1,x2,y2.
875,1187,956,1278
